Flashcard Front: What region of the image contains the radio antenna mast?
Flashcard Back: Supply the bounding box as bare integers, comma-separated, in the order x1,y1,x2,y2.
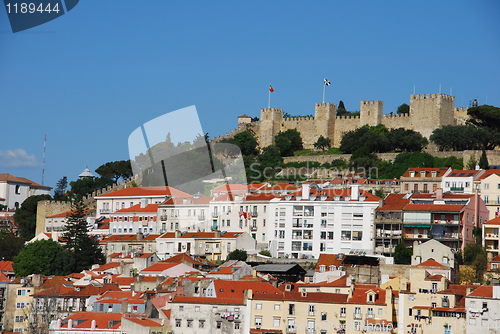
42,134,46,185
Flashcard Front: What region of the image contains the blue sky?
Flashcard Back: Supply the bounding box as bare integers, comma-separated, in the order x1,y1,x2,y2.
1,0,499,191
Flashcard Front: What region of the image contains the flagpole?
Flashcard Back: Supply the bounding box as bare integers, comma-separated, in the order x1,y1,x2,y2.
322,83,326,103
268,85,271,108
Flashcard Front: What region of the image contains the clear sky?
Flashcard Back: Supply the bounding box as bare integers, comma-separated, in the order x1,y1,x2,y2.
1,0,499,191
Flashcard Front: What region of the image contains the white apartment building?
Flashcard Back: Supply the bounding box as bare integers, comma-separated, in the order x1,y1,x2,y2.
441,169,484,194
465,286,500,333
268,184,381,259
158,196,211,232
94,186,190,217
108,202,158,234
0,173,51,209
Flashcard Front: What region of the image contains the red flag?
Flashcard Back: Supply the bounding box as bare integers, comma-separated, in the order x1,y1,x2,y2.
269,85,274,92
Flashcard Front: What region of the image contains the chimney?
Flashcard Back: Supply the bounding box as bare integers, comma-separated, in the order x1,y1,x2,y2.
137,232,144,241
140,198,147,208
351,184,360,201
214,230,221,238
68,320,73,330
435,188,443,199
175,230,182,238
302,183,310,200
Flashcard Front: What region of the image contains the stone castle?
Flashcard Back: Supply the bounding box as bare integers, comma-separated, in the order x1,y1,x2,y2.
234,93,469,149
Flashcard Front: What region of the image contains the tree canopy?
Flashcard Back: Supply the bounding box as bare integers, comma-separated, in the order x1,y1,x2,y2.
393,243,412,264
274,129,303,156
70,176,114,199
430,124,492,151
54,176,68,200
396,103,410,114
227,249,247,261
14,194,52,240
62,198,105,272
313,136,331,151
95,160,133,183
0,230,25,261
340,125,427,154
467,105,500,146
13,239,73,277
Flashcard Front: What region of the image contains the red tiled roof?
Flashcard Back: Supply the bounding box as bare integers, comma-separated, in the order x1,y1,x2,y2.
141,262,179,272
173,295,245,305
213,280,281,299
245,193,278,201
347,285,386,305
491,255,500,263
0,261,14,272
0,272,11,283
476,169,500,181
114,204,159,213
425,274,444,281
315,254,344,271
401,167,450,178
212,184,251,192
93,262,121,271
95,186,190,198
165,253,205,266
0,173,52,189
63,312,121,329
485,217,500,225
416,259,447,268
468,285,493,298
377,193,410,211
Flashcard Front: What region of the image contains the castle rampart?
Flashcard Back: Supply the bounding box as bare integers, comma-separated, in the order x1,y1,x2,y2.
244,93,467,149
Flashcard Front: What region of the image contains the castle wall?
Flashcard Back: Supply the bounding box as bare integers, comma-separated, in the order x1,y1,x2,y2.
281,117,317,147
380,112,412,130
332,116,361,147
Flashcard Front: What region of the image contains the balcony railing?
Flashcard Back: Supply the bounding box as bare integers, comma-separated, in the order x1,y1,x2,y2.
198,215,205,220
160,215,168,221
100,209,111,214
353,313,362,319
250,226,257,231
251,212,258,217
450,187,464,192
211,213,218,218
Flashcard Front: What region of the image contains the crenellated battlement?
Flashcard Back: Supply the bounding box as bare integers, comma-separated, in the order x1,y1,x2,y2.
284,116,314,121
383,113,411,118
336,115,360,120
236,92,468,150
411,93,454,101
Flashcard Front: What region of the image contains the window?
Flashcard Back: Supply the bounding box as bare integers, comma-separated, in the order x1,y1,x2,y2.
175,319,181,327
444,325,451,334
367,307,374,318
256,302,262,309
378,308,383,315
273,317,280,327
15,315,25,323
274,303,280,310
195,306,200,312
234,322,240,329
289,303,295,315
199,320,205,328
409,294,415,301
186,320,193,328
321,312,327,321
354,307,361,319
216,321,222,329
308,304,315,316
15,185,21,194
340,307,346,317
255,316,262,326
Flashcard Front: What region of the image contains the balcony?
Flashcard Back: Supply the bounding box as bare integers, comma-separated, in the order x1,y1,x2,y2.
198,215,205,220
450,186,464,192
250,226,257,231
100,209,111,214
211,212,219,218
251,212,258,217
485,234,499,239
286,328,296,334
303,246,313,251
435,233,460,239
353,313,362,319
160,215,167,221
433,220,459,225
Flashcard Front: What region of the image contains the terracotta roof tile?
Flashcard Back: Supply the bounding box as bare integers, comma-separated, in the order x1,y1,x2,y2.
468,285,493,298
416,259,447,268
95,186,190,198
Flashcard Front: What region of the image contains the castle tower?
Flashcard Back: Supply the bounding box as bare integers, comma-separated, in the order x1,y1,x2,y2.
237,114,252,128
410,94,456,138
360,100,383,126
314,102,336,141
259,107,284,147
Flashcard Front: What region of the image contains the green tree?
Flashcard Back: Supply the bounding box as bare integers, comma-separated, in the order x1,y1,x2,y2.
396,103,410,114
70,176,114,198
274,129,303,156
393,243,412,264
479,149,489,169
467,105,500,149
331,158,348,170
313,136,331,151
63,198,105,272
14,194,52,240
340,125,391,153
227,249,247,261
463,243,487,283
95,160,133,183
349,147,380,170
430,125,491,151
0,230,25,261
379,152,435,179
466,155,477,170
13,239,72,277
337,100,348,116
259,250,272,257
53,176,68,200
387,128,428,152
